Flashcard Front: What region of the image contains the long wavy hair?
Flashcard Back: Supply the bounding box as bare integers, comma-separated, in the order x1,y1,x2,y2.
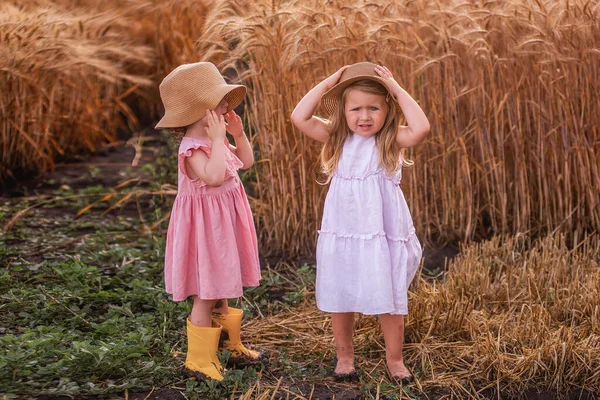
320,80,410,181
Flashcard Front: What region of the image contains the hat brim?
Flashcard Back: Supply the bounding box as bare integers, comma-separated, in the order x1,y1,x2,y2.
220,85,246,114
319,75,402,117
155,84,247,129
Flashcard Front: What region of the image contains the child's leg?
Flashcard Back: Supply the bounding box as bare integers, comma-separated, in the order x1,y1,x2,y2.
190,296,218,326
331,312,355,373
212,301,263,365
186,296,223,380
379,314,411,378
212,299,229,314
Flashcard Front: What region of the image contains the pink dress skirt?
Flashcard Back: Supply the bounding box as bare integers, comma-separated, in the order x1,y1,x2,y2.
164,137,261,301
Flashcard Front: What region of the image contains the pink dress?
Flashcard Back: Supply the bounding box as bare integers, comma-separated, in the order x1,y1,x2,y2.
164,136,261,301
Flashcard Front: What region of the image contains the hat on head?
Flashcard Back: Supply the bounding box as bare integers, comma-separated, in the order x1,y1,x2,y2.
155,62,246,129
320,61,402,117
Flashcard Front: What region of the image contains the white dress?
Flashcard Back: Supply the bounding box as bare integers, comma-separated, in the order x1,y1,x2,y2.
316,133,422,315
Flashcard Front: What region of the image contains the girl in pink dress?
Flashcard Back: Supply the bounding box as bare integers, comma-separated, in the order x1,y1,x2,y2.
155,62,262,381
291,62,430,383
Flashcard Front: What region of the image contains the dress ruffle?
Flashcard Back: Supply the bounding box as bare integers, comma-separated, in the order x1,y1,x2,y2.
332,169,401,185
178,138,244,188
317,227,417,242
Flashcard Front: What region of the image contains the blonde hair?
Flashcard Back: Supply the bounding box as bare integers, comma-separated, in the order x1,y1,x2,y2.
320,80,411,180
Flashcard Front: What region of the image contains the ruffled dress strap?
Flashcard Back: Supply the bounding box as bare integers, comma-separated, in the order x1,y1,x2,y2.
178,137,244,188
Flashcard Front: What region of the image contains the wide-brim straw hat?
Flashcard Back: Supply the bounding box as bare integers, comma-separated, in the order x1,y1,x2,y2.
320,61,403,117
155,62,246,129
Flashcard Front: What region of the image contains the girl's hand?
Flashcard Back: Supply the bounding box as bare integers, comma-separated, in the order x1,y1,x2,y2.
377,65,431,148
322,65,349,90
224,110,244,138
290,65,349,143
374,65,402,91
206,110,226,141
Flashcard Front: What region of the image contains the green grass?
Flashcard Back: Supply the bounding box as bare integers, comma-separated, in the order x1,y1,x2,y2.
1,195,183,397
0,134,320,399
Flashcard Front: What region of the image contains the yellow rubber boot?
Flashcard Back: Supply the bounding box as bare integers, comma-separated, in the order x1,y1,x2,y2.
184,319,224,381
212,307,262,365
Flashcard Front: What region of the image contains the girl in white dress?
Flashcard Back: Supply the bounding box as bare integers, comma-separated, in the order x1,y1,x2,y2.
291,62,430,382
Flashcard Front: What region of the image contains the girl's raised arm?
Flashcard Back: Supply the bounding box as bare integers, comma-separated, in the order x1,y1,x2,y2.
186,110,228,186
224,110,254,170
291,66,348,143
374,66,430,149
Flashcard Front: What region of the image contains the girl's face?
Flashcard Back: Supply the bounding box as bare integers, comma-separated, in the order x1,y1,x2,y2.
213,98,230,116
343,88,388,137
198,98,229,126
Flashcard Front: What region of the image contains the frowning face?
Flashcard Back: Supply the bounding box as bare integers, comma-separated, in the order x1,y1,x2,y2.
343,88,388,137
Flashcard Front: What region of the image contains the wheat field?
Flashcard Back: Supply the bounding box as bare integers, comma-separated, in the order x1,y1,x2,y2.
197,0,600,256
2,0,600,398
1,0,208,184
3,0,598,254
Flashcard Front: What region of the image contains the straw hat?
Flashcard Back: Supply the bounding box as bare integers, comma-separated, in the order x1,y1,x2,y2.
320,61,402,117
155,62,246,129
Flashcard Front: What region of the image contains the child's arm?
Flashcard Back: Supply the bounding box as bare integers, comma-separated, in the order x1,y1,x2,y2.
374,65,430,148
291,66,348,143
224,110,254,169
186,110,228,186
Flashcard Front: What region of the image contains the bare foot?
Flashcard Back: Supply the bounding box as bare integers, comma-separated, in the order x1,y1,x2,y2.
335,356,356,374
387,360,412,379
